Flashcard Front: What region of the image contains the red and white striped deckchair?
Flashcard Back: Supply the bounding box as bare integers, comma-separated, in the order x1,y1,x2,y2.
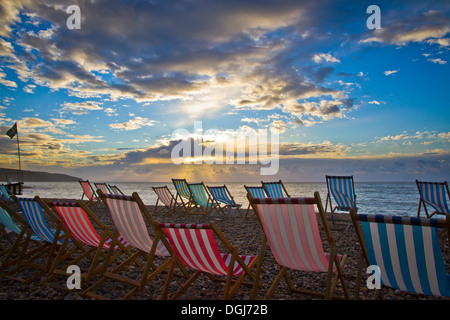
79,180,100,207
84,190,189,300
248,192,349,300
158,222,258,300
152,185,181,215
37,197,132,286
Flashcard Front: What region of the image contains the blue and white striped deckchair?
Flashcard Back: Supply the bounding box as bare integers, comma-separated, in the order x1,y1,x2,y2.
350,211,450,298
416,180,450,218
207,185,243,217
11,197,67,281
325,175,357,213
261,180,290,198
244,185,268,219
172,179,194,210
187,182,222,216
0,200,42,271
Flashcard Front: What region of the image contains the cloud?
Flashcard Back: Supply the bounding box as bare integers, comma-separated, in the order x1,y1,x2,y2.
109,116,158,131
61,101,103,115
312,53,340,64
428,58,447,64
384,69,399,76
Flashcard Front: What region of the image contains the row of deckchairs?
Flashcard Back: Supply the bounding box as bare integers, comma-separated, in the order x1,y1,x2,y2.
1,183,449,300
0,191,258,300
79,180,124,207
152,179,243,217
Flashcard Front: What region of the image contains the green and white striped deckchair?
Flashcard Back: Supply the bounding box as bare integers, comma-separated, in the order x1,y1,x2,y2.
351,211,450,299
416,180,450,218
187,182,223,216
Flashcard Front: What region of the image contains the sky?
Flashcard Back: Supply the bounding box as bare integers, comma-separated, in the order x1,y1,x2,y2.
0,0,449,183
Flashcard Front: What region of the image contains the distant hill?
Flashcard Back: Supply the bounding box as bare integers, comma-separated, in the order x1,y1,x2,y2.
0,168,81,182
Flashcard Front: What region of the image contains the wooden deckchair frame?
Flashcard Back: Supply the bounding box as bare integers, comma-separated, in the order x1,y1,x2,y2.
416,180,450,218
248,192,349,300
158,222,258,300
172,179,194,211
3,197,68,284
0,200,45,275
152,186,181,215
83,191,189,300
37,197,133,288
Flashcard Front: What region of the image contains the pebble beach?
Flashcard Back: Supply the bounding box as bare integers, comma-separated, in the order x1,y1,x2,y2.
0,199,449,302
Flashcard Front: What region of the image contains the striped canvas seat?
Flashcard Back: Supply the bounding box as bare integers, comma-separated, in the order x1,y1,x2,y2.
49,201,129,250
79,180,100,207
0,185,17,204
172,179,192,209
325,175,357,212
108,184,124,195
261,180,290,198
158,222,257,299
19,198,65,245
39,198,132,286
248,192,349,299
152,186,180,215
0,200,42,271
5,197,68,283
0,202,40,241
416,180,450,218
351,212,450,298
244,185,267,219
207,185,242,216
94,182,112,195
84,191,185,300
187,182,220,215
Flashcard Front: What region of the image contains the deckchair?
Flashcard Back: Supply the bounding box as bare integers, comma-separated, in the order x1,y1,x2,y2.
187,182,223,216
172,179,194,210
0,200,42,272
109,184,125,195
79,180,100,207
37,198,132,287
4,197,68,283
94,182,112,195
261,180,290,198
248,192,349,300
152,186,181,215
158,222,258,300
244,185,267,219
83,191,189,300
416,180,450,218
350,210,450,299
0,185,17,204
207,185,243,217
325,175,357,228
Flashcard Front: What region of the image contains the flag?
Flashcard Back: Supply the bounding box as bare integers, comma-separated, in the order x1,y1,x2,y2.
6,122,17,139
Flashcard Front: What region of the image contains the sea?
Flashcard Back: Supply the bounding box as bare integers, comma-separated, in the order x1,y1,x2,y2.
19,181,423,217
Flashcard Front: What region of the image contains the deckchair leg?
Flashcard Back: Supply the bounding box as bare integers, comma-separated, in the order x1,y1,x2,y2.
171,270,202,300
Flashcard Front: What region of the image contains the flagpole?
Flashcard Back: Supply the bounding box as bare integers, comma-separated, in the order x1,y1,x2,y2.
16,130,21,172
